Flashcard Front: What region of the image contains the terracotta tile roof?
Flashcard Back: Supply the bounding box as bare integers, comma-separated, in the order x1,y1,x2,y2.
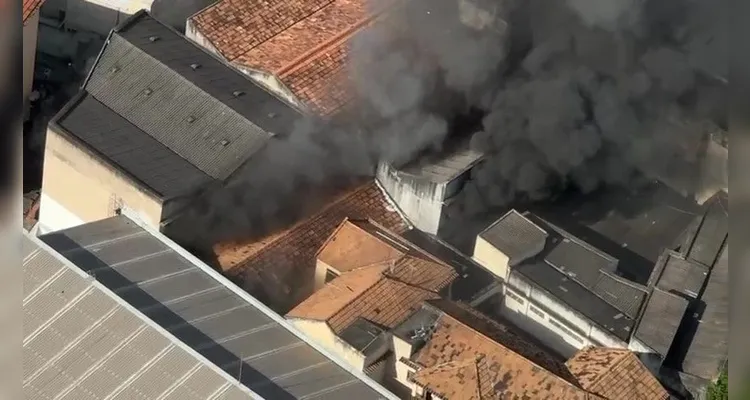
287,243,456,333
316,219,405,273
411,307,599,400
222,181,408,312
412,359,482,399
190,0,396,113
427,299,574,381
566,347,669,400
23,0,44,24
327,277,440,333
286,263,386,321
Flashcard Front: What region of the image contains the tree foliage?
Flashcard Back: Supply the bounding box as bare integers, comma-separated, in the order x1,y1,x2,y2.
707,370,728,400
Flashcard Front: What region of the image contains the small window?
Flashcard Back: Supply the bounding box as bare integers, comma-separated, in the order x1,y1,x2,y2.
506,288,525,305
529,304,545,320
324,268,339,283
549,317,584,343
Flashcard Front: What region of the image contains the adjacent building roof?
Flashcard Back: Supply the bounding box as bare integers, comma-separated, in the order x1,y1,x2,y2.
408,301,597,400
22,233,260,400
635,195,728,365
680,243,728,380
565,347,669,400
188,0,397,114
39,214,396,400
23,0,44,24
681,193,728,267
50,11,301,199
287,226,457,336
217,181,409,313
650,250,709,298
533,180,703,284
633,288,690,357
482,211,649,341
399,141,484,184
478,210,548,266
403,228,498,303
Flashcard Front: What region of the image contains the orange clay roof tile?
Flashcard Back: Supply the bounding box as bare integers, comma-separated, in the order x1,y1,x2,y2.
287,223,458,333
190,0,396,114
327,277,440,333
286,263,387,321
411,306,600,400
220,181,408,312
426,299,575,381
566,347,669,400
23,0,44,23
316,219,405,273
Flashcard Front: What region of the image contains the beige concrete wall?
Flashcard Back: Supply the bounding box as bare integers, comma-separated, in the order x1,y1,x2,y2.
472,236,510,280
313,260,334,292
40,129,163,231
289,319,367,371
392,336,415,386
23,10,40,120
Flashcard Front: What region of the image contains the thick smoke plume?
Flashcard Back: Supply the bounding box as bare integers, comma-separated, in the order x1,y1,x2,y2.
172,0,725,247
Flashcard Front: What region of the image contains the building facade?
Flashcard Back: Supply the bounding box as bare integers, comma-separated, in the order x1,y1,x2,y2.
376,144,483,235
471,210,652,360
38,12,298,234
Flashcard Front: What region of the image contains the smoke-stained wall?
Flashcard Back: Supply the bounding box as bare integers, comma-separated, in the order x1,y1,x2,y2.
376,163,447,234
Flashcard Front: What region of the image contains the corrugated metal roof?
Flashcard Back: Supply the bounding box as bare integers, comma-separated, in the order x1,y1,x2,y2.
22,233,260,400
400,143,483,183
51,11,303,198
40,215,395,400
56,93,214,198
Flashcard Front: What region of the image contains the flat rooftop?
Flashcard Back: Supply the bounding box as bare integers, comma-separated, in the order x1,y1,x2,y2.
484,211,649,341
41,215,396,400
402,228,498,303
533,180,704,285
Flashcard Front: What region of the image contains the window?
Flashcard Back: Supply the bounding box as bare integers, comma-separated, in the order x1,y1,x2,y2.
506,288,525,305
549,317,584,344
529,304,545,319
324,268,339,283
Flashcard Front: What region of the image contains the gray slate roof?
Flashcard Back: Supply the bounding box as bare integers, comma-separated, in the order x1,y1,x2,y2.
479,210,548,266
480,210,649,340
651,250,709,298
683,195,728,267
681,243,728,380
22,233,260,400
634,288,690,357
40,215,395,400
399,140,483,184
51,11,302,199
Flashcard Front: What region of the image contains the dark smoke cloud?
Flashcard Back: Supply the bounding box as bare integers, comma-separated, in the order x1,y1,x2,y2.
171,0,725,247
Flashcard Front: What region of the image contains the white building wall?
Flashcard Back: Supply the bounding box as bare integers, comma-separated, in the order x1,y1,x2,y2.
37,193,85,234
376,163,445,235
498,273,628,358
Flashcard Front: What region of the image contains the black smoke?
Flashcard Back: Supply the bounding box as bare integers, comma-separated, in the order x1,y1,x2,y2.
171,0,725,247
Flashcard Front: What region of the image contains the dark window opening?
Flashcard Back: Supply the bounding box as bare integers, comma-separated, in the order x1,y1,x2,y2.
325,269,339,283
